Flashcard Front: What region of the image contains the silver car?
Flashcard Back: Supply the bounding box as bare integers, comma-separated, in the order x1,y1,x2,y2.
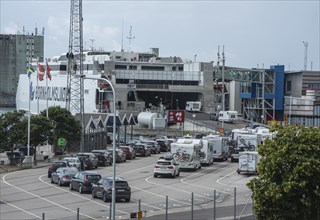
51,167,78,186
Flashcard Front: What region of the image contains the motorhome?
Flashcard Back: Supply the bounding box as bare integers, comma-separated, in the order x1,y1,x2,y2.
218,111,238,123
237,151,259,175
236,134,263,152
185,101,201,112
199,139,214,165
209,137,230,161
171,139,201,170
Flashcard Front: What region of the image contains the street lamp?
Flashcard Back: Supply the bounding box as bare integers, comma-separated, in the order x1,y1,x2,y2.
84,76,117,220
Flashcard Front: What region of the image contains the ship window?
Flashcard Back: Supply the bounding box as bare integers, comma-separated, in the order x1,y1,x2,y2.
85,89,89,94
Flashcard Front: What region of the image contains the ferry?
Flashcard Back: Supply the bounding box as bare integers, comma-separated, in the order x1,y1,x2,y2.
16,51,113,115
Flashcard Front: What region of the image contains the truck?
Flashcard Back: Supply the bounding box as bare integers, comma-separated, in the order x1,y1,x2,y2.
237,151,259,175
209,136,230,161
185,101,201,112
171,139,202,170
218,111,238,123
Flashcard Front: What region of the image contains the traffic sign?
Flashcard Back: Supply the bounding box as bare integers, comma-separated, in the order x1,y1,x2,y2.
167,110,185,123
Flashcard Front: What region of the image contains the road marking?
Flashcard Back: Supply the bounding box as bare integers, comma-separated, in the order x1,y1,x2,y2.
0,198,42,219
216,170,248,189
37,175,130,215
2,172,98,220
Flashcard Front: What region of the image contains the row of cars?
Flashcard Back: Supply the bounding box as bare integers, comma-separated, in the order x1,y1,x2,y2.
47,138,174,202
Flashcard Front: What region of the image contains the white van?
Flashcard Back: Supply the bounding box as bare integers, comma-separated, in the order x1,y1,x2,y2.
218,111,238,123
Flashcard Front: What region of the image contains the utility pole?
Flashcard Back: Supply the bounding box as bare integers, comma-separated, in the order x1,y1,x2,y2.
66,0,85,152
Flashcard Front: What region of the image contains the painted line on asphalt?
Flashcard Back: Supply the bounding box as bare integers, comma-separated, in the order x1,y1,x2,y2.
1,172,97,220
0,198,42,219
38,174,130,215
145,175,213,200
180,163,233,195
216,170,248,190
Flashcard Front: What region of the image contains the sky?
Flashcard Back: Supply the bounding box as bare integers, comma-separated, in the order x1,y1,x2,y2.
1,0,319,71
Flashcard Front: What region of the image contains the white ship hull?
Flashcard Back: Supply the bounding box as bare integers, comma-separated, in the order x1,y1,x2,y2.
16,73,111,115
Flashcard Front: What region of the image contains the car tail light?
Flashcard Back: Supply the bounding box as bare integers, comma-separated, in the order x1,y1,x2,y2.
154,165,161,168
48,166,53,171
84,176,88,183
62,175,71,180
107,186,112,192
167,166,174,169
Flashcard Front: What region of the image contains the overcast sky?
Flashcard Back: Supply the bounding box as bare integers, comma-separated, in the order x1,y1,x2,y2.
1,0,319,71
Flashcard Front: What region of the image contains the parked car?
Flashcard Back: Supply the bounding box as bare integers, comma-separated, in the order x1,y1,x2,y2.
91,150,112,166
154,155,180,178
155,139,171,152
133,143,151,157
76,152,98,170
107,149,126,163
119,145,136,160
48,160,70,178
63,157,81,169
92,177,131,202
69,171,101,194
141,140,161,154
51,167,78,186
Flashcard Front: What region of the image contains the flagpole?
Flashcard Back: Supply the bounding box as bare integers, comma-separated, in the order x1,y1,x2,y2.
46,59,49,118
36,59,39,114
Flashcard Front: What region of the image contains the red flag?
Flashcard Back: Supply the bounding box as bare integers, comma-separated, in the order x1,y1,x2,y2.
37,63,45,81
46,61,52,80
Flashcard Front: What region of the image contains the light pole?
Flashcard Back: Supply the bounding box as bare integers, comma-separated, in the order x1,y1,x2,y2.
176,99,179,110
84,76,117,220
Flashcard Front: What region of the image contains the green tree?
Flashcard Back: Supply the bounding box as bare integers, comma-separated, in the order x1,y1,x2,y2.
0,111,26,152
40,106,81,153
248,125,320,220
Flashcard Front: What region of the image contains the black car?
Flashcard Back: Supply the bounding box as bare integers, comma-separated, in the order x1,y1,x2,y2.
91,150,112,166
48,160,70,178
76,152,98,170
69,171,101,194
92,177,131,202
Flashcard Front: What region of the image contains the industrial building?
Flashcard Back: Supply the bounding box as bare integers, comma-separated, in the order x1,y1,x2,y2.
0,32,44,107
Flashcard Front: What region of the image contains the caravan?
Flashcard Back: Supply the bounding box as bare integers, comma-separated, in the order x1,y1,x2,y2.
199,139,214,165
209,137,230,161
237,151,259,175
185,101,201,112
218,111,238,123
171,139,201,170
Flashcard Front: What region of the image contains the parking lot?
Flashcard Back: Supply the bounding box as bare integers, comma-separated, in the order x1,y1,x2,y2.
1,149,255,220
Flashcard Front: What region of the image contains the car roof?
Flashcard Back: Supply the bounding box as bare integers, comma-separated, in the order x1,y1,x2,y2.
103,177,126,181
79,171,100,175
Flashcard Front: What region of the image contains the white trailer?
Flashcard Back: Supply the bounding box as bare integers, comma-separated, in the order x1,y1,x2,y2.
237,151,259,175
209,137,230,161
185,101,201,112
199,139,214,165
218,111,238,123
171,139,201,170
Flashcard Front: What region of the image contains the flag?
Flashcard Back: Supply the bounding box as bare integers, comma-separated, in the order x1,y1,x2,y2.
46,61,52,80
37,63,45,81
27,65,35,77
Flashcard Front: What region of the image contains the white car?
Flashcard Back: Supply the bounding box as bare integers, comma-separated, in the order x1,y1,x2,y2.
63,157,81,169
154,155,180,178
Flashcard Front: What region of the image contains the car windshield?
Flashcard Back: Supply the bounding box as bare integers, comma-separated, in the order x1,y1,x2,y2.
87,175,101,181
64,168,78,174
157,161,171,165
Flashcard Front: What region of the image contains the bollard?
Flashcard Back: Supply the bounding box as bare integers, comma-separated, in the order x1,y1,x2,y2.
166,196,168,220
139,199,141,212
234,187,236,220
109,201,112,220
191,192,194,220
77,208,79,220
42,213,45,220
213,190,216,220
